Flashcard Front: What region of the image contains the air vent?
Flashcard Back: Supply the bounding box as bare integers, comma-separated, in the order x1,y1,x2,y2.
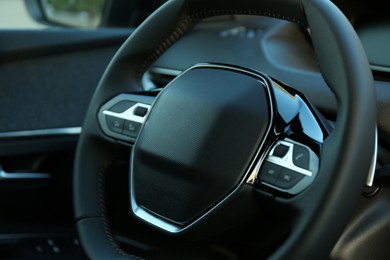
372,68,390,82
142,67,181,90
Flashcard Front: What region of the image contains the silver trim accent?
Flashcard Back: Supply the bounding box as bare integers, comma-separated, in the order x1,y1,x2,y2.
370,65,390,73
149,67,182,77
131,63,275,234
0,165,50,181
366,127,378,187
246,146,271,185
133,206,180,233
0,127,82,139
103,103,151,124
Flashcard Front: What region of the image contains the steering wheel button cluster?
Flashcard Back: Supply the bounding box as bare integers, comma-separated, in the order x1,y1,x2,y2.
293,144,310,170
98,94,154,142
259,161,282,184
274,168,305,189
106,116,124,133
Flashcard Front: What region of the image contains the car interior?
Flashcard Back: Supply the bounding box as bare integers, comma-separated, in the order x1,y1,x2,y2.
0,0,390,259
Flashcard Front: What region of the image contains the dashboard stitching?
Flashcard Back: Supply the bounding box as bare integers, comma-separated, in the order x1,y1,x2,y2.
138,15,198,83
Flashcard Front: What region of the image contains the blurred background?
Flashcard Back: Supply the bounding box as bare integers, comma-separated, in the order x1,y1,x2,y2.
0,0,105,28
0,0,45,28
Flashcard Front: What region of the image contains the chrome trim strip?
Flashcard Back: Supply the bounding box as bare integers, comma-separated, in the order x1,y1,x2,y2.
366,127,378,187
0,127,82,139
132,206,180,233
149,67,182,77
103,103,151,123
0,165,50,181
131,63,275,234
370,65,390,73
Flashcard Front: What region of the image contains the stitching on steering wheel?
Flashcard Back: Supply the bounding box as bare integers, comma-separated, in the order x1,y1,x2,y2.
137,14,198,83
98,160,144,259
138,9,306,85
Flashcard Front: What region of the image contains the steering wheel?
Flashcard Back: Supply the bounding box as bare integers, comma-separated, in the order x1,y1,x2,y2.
74,0,377,259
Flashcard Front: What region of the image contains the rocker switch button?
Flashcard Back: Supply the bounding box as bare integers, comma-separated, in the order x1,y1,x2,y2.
123,120,142,138
106,116,124,134
272,144,290,158
134,106,148,117
275,168,304,189
259,162,282,185
293,144,310,170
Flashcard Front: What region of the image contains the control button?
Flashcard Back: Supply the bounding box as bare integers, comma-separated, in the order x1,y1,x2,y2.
52,246,61,253
134,106,148,117
293,144,310,170
259,161,282,184
35,245,44,253
106,116,124,134
272,144,290,158
123,120,142,138
274,168,304,189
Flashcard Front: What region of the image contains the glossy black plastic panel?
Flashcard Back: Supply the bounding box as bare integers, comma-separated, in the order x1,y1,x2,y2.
253,79,329,195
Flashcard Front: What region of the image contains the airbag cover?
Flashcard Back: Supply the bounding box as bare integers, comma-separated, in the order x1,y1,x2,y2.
132,65,270,225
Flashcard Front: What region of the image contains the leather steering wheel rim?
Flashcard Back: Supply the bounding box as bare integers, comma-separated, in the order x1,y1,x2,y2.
74,0,377,259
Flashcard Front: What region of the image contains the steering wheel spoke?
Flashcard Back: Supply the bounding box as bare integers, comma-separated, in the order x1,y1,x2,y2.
251,79,329,196
98,94,155,144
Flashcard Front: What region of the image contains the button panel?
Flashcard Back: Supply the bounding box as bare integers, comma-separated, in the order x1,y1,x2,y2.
98,94,154,142
257,140,319,195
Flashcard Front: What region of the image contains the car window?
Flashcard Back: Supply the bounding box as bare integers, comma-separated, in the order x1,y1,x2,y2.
0,0,166,30
0,0,106,29
40,0,105,28
0,0,46,29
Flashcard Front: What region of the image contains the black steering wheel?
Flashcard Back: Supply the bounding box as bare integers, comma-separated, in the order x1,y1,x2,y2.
74,0,377,259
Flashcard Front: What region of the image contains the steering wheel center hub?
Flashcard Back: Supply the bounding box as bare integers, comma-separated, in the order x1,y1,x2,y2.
131,65,271,226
